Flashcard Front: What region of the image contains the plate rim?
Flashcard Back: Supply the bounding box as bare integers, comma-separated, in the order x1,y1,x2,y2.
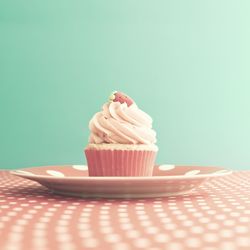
10,165,233,181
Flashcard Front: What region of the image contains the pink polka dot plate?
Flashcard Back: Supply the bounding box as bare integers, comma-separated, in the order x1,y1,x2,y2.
10,165,232,198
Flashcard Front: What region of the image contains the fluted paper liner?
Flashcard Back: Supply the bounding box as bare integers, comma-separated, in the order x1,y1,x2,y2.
85,149,157,176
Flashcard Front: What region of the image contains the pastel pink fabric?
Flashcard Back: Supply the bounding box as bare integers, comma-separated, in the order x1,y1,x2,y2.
85,149,156,176
89,102,157,144
0,170,250,250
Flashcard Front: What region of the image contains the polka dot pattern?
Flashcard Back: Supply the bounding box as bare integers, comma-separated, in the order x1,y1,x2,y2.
0,170,249,250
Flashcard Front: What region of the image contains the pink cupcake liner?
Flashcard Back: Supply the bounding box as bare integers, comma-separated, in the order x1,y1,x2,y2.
85,149,157,176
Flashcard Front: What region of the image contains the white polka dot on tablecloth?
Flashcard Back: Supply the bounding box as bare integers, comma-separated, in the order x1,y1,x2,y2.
185,237,202,248
136,210,146,215
120,223,134,231
100,226,113,234
78,222,91,230
144,226,159,234
203,233,219,243
235,226,249,234
181,220,194,227
168,242,184,250
104,234,122,243
118,212,128,217
55,226,68,234
172,211,182,216
156,212,168,218
126,230,140,238
199,217,211,223
112,243,130,250
118,217,130,223
100,210,109,215
99,220,111,226
57,220,69,226
191,226,204,234
239,217,250,223
82,238,99,248
206,210,216,215
7,232,23,243
137,214,149,220
173,229,187,238
220,229,234,238
164,223,177,230
154,233,169,243
140,220,152,227
78,230,93,238
238,236,250,246
56,233,72,243
133,238,151,248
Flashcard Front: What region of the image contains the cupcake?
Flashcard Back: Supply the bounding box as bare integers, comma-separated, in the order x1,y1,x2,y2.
84,91,158,176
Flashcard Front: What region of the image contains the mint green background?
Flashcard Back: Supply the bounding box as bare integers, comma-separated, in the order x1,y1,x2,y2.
1,1,250,170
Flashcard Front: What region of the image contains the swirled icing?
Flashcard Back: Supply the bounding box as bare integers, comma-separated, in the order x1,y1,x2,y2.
88,101,157,145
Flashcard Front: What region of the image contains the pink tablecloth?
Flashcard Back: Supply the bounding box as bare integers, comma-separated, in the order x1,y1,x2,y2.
0,170,249,250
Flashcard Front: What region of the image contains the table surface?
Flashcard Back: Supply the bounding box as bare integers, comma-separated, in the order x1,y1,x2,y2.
0,170,250,250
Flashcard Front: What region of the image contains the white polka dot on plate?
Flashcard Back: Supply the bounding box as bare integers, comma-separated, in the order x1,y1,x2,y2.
14,170,35,176
213,170,231,175
184,170,201,176
72,165,88,171
158,165,175,171
46,170,65,177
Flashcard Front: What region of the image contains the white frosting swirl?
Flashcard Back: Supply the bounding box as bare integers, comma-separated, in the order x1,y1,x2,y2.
88,102,157,144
